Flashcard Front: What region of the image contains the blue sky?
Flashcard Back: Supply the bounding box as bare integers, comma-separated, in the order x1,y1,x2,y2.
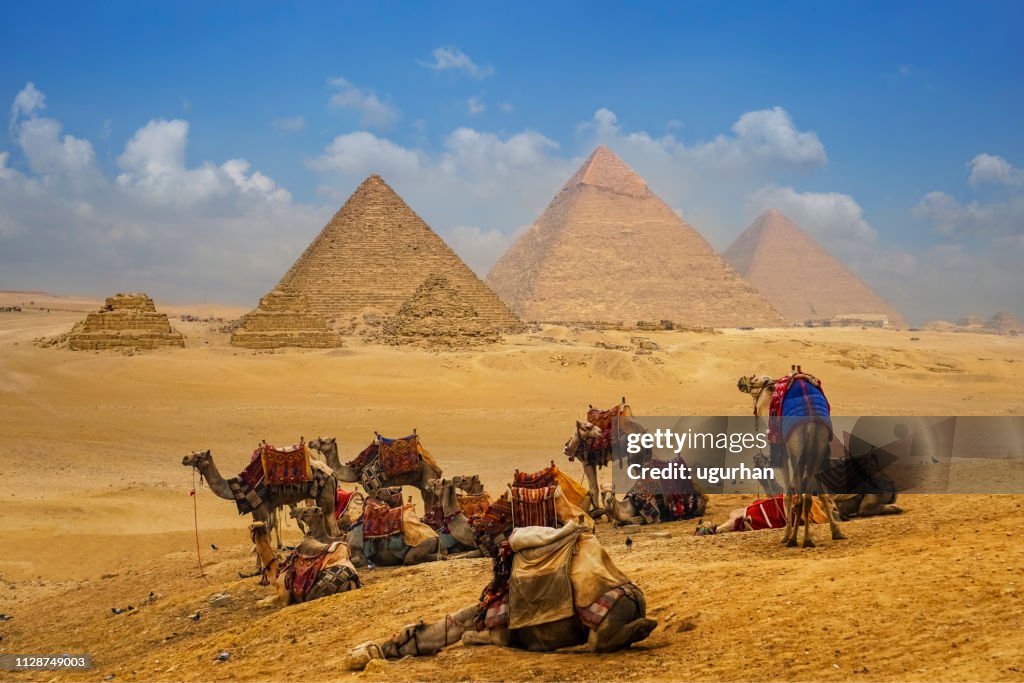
2,1,1022,322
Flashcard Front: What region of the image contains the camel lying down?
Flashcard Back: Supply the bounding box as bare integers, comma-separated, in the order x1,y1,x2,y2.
369,587,654,662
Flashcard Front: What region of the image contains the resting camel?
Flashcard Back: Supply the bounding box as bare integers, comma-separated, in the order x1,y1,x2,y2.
736,373,845,547
249,520,360,606
452,474,484,495
376,520,656,657
308,436,443,510
601,485,654,526
427,478,482,554
182,450,342,540
291,505,346,543
346,508,441,568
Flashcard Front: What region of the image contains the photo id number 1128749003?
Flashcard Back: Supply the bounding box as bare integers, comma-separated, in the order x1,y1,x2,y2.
0,654,94,671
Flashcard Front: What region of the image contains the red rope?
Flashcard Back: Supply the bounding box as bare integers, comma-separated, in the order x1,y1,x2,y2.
190,469,210,581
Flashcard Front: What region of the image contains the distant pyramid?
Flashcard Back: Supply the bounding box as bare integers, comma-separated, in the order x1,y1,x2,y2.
277,175,523,332
486,146,784,327
723,209,905,326
230,286,343,349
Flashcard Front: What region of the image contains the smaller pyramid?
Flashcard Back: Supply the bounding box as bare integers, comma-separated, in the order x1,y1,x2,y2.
230,286,343,349
67,293,185,350
724,209,906,327
380,274,501,347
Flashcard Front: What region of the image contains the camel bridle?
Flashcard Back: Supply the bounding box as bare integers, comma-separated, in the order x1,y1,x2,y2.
392,614,454,656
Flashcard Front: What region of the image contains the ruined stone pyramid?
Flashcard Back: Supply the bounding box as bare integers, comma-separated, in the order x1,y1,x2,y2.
230,285,343,349
277,175,523,333
381,273,501,347
723,209,906,326
67,293,185,350
486,146,784,327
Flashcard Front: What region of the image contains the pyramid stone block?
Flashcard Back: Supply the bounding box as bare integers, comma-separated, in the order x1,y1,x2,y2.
230,286,343,349
67,293,185,350
486,146,784,328
380,273,502,347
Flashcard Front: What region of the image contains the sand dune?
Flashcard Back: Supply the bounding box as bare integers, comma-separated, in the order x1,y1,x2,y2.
1,300,1022,681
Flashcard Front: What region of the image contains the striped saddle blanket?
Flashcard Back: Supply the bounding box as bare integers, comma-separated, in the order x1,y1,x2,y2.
509,485,558,529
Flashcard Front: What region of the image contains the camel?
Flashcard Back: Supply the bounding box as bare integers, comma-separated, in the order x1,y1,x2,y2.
601,485,655,526
308,436,443,510
737,372,845,547
564,421,605,515
374,520,656,657
182,449,342,540
346,505,441,568
452,474,484,495
739,372,902,521
249,520,360,607
291,505,346,543
427,478,482,554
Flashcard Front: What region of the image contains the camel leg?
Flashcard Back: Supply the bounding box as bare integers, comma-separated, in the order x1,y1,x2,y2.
589,589,656,653
583,464,603,517
780,466,797,546
859,494,903,517
403,539,441,565
801,493,816,548
819,492,847,540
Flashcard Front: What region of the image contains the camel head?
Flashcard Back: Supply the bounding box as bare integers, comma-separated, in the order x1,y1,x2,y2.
308,436,335,454
737,375,774,394
290,505,324,525
381,621,427,659
564,420,602,458
427,478,454,501
452,474,484,495
182,449,212,468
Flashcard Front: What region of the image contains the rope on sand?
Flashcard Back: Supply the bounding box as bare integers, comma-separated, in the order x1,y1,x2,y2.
190,469,211,582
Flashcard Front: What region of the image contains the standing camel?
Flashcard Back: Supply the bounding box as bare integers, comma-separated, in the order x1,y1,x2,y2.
563,421,606,516
308,436,443,510
736,374,845,547
182,450,342,540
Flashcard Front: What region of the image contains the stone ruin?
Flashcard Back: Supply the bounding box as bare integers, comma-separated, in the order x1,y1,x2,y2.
66,293,185,351
379,274,502,348
230,286,343,349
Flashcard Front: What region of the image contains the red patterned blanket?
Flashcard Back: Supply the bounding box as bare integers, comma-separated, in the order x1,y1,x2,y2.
377,435,421,478
362,499,405,539
509,485,558,529
513,465,557,489
261,442,312,485
282,547,328,602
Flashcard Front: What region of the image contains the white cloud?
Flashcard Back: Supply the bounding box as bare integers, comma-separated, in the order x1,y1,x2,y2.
0,85,324,303
10,82,45,128
499,102,514,113
327,78,400,129
272,115,306,132
747,185,878,261
913,190,1024,238
441,224,526,275
420,46,493,79
467,96,486,116
968,153,1024,187
308,131,423,177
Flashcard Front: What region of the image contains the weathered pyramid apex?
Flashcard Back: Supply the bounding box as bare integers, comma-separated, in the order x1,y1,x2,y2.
559,145,653,198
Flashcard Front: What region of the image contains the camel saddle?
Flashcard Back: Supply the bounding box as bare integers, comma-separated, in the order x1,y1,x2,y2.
376,434,422,478
261,442,313,486
362,498,405,539
282,539,342,602
509,485,559,529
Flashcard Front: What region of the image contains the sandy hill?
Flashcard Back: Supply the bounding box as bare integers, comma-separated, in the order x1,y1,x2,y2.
276,175,523,333
723,209,906,327
486,145,783,328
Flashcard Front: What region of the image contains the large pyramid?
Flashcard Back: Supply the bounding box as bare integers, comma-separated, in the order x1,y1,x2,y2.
486,146,784,327
277,175,523,332
723,209,905,326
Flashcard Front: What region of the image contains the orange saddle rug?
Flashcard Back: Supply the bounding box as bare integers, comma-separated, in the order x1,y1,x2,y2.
261,442,312,486
362,498,405,539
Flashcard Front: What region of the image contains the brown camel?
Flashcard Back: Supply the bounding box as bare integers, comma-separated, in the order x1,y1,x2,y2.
345,504,441,568
290,505,346,543
249,520,360,607
563,421,604,515
736,374,845,547
374,521,655,657
452,474,484,495
600,485,653,526
308,436,443,510
427,478,481,554
182,450,342,540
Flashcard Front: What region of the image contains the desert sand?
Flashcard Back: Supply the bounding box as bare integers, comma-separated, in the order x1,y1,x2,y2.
1,292,1023,682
